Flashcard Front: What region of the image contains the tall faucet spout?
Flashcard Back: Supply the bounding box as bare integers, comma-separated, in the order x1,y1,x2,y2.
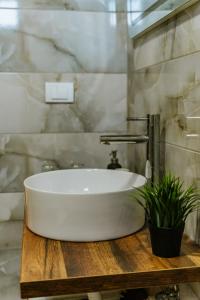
99,114,160,184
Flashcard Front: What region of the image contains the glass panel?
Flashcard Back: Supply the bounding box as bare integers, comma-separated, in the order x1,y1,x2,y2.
128,0,198,38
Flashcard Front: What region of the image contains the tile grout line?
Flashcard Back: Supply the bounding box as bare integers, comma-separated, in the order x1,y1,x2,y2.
164,141,200,155
134,48,200,73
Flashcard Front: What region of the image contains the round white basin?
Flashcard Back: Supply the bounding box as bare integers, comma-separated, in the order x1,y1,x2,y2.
24,169,146,241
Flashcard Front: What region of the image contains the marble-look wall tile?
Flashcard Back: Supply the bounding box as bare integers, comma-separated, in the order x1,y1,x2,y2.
190,282,200,299
0,10,127,73
130,52,200,153
165,143,200,241
0,221,23,249
133,18,175,70
0,193,24,221
179,284,199,299
127,143,147,175
0,0,127,12
129,1,200,298
133,1,200,70
172,2,200,59
0,248,21,300
0,133,127,193
0,73,127,133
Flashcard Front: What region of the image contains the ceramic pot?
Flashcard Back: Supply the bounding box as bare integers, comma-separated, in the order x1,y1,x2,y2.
148,223,185,258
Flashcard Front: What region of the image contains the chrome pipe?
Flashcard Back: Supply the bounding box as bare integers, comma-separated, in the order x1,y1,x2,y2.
151,114,160,183
127,117,149,121
100,135,149,145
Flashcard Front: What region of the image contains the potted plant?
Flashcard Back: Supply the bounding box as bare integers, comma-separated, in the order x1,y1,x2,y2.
136,174,200,258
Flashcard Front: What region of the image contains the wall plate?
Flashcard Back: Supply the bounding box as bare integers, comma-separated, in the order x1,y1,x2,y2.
45,82,74,103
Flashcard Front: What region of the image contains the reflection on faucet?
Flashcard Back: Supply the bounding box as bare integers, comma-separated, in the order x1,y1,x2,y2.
41,160,59,172
41,160,85,172
69,161,85,169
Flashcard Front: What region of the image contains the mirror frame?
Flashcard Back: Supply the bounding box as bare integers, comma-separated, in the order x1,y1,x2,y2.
128,0,198,39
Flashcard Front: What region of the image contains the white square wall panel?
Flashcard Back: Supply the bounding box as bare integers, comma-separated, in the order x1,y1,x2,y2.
45,82,74,103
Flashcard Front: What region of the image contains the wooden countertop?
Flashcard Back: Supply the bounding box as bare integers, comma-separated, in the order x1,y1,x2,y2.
20,225,200,299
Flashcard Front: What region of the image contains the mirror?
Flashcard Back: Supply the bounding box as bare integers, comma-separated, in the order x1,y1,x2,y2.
128,0,198,38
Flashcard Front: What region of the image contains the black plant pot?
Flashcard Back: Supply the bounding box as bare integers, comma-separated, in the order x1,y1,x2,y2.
148,223,185,258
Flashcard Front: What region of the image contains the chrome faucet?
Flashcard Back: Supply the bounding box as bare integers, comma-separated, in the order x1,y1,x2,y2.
100,114,160,183
100,134,149,144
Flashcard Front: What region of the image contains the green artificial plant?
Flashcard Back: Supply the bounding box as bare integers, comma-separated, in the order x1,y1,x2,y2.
136,173,200,229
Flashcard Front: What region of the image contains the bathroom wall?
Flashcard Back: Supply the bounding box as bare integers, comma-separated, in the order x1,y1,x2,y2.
128,1,200,298
0,2,128,299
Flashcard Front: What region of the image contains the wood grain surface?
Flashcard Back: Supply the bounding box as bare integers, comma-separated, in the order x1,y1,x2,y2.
20,225,200,299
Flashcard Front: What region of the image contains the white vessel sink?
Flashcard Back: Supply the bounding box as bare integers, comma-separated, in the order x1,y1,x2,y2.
24,169,146,241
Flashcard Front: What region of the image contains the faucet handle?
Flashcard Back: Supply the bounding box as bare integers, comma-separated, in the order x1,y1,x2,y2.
145,160,152,180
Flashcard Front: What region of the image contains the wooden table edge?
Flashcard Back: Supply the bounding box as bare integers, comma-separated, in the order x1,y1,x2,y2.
20,267,200,299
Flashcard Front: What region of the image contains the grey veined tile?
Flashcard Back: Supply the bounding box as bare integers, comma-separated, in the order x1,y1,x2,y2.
0,0,127,12
133,1,200,71
0,10,127,73
0,221,23,249
0,193,24,221
0,248,21,300
0,73,127,133
0,133,128,193
165,143,200,241
129,52,200,153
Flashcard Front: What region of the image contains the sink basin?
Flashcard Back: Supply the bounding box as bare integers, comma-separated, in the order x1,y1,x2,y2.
24,169,146,241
